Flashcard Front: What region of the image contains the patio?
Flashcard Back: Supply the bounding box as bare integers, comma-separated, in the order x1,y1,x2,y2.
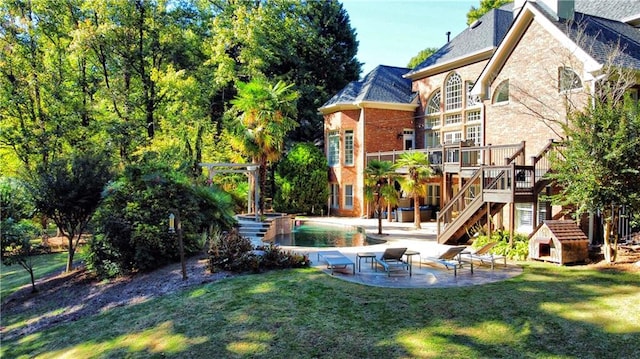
285,217,523,288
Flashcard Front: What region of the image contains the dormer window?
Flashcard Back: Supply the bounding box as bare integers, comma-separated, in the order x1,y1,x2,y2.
558,67,582,92
493,80,509,104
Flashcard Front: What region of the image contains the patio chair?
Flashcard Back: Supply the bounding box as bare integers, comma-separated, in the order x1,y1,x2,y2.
317,250,355,275
374,247,410,276
461,242,506,269
422,246,471,276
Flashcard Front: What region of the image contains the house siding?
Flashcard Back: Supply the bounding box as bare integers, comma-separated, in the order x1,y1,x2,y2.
484,20,589,157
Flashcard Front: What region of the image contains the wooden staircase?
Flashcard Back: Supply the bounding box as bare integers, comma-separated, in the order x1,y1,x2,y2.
437,140,559,244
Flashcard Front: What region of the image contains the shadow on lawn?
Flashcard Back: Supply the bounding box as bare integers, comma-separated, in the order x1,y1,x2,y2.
2,265,639,358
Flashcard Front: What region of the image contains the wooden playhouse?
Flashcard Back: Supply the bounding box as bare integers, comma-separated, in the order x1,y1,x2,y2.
529,220,589,265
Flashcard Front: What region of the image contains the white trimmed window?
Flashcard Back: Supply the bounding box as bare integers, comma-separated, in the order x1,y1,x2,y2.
493,80,509,104
425,130,440,148
427,184,441,206
466,125,481,146
445,114,462,125
444,131,462,144
558,67,582,92
425,116,440,128
344,184,353,209
330,184,339,208
344,130,354,166
403,129,414,150
328,130,339,166
445,73,463,111
466,110,481,123
426,90,441,114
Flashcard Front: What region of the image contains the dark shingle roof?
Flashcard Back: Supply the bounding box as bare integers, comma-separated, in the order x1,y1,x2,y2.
320,65,414,109
534,2,640,70
405,7,513,76
575,0,640,22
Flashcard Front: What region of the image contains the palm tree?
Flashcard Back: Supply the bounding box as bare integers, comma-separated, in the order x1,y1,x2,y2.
229,78,299,216
365,160,397,235
394,151,433,229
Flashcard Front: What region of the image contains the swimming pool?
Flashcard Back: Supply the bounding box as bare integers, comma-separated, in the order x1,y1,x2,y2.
274,221,382,247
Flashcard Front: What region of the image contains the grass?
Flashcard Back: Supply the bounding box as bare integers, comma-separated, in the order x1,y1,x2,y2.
1,262,639,358
0,252,76,298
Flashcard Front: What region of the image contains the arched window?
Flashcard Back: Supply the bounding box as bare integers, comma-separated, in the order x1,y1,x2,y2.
426,89,441,114
445,73,462,111
493,80,509,104
558,67,582,92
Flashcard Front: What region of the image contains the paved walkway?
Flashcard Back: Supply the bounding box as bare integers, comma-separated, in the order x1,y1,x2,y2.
282,217,522,289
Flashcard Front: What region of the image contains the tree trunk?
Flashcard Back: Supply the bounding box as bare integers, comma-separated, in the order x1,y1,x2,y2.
413,194,421,229
66,235,75,272
603,219,618,263
29,268,37,293
386,202,393,222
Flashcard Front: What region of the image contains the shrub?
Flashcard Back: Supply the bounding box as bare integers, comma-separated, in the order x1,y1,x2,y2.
208,228,309,273
472,230,529,261
89,160,235,277
274,142,329,214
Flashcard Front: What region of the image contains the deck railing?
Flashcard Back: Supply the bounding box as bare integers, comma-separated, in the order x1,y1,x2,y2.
366,142,525,170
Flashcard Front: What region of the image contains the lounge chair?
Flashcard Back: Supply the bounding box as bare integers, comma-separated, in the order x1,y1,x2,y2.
374,247,411,276
461,242,506,269
422,246,471,276
317,250,355,275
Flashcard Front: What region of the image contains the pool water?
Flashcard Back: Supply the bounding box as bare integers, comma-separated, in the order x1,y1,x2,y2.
274,222,378,247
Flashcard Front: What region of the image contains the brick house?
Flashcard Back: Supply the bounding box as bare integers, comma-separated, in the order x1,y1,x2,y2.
319,0,640,244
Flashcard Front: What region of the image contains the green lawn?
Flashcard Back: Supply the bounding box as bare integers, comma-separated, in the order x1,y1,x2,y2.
0,252,73,298
1,263,639,358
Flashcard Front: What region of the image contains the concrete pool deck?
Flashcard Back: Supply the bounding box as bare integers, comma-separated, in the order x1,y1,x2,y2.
282,217,523,289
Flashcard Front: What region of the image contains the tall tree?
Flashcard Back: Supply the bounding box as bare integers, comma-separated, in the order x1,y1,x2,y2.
228,78,299,215
365,160,397,235
205,0,361,144
394,152,434,230
0,0,89,171
27,152,114,272
549,96,640,263
407,47,439,69
467,0,513,25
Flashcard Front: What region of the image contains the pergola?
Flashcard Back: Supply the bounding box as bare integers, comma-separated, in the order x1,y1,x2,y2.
200,163,260,221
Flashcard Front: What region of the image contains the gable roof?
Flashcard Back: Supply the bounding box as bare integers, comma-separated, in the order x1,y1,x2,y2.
539,220,589,242
318,65,416,114
472,1,640,97
404,6,513,80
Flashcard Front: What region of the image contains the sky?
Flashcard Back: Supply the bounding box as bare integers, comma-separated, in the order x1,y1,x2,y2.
341,0,478,76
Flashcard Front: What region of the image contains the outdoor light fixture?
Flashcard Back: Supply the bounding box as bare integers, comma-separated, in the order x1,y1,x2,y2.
168,210,187,280
168,213,176,233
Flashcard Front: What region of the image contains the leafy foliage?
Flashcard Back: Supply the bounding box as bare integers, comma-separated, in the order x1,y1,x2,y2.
0,218,43,292
550,97,640,218
407,47,439,69
393,151,434,229
227,78,299,214
274,143,329,214
549,95,640,262
27,151,114,272
365,160,398,235
0,177,34,222
88,159,235,277
467,0,513,25
472,230,529,261
207,228,309,273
